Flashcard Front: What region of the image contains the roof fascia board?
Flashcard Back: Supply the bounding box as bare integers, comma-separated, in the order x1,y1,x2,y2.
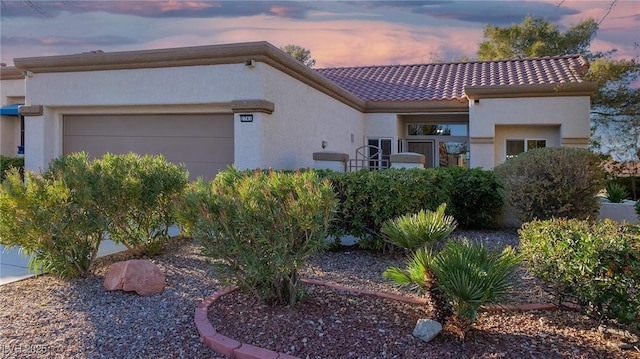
0,67,24,80
364,100,468,113
13,41,366,112
464,82,598,99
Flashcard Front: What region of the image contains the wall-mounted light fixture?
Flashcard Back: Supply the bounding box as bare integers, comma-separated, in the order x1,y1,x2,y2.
244,59,256,68
322,140,328,149
22,70,33,78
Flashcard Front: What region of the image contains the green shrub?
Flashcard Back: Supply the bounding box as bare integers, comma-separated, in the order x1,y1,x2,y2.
519,219,640,332
439,166,503,229
95,153,188,255
384,238,519,340
0,152,188,278
635,200,640,219
0,155,24,182
605,181,630,203
177,168,337,306
320,168,452,250
494,147,605,223
0,160,105,279
381,203,457,251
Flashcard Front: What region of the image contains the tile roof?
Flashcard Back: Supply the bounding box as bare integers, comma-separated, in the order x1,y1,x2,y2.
316,55,589,102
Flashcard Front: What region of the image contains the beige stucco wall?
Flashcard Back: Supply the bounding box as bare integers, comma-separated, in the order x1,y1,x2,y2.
259,65,364,170
468,96,591,169
21,61,365,173
0,77,25,156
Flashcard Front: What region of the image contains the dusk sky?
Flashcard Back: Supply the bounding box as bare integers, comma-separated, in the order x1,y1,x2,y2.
1,0,638,68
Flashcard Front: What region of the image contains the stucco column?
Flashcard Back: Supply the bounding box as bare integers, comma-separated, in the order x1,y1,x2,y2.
232,99,274,171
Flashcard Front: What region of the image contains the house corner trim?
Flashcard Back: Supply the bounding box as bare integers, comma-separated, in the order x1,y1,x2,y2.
231,99,275,114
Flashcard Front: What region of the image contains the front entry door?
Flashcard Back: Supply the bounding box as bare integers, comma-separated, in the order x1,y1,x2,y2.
408,141,435,168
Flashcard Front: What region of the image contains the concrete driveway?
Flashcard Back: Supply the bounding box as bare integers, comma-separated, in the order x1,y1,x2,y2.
0,227,179,285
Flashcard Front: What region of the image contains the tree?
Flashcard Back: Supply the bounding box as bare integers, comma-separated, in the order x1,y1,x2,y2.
280,44,316,68
477,16,640,163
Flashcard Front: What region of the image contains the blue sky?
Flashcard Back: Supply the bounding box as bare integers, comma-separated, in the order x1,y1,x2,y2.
1,0,638,67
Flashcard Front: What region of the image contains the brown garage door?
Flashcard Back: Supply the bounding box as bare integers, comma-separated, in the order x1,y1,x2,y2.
64,114,233,180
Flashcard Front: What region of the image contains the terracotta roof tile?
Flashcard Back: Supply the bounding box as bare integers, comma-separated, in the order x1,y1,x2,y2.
316,55,589,102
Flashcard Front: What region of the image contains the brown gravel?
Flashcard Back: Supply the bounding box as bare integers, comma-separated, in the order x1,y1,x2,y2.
1,231,639,359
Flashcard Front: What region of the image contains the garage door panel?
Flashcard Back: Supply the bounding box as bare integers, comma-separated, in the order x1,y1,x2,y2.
64,114,233,137
64,114,234,180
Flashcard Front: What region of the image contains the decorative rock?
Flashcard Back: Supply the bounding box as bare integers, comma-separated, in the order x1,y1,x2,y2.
412,319,442,343
104,260,165,296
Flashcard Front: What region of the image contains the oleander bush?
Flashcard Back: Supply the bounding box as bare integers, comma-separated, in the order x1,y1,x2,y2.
494,147,605,223
381,203,457,251
177,168,337,306
0,155,24,181
94,153,188,255
0,152,188,278
519,218,640,333
384,238,519,340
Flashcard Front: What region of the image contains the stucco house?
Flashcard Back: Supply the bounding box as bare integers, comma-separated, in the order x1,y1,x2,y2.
0,41,597,179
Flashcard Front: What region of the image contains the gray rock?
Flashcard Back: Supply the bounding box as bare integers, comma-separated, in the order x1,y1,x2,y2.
412,319,442,343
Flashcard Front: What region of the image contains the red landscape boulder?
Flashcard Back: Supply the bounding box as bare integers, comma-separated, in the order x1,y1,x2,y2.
104,260,165,296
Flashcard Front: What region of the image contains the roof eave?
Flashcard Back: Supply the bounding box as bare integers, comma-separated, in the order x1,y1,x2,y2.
13,41,366,112
364,99,468,113
464,82,598,100
0,66,25,80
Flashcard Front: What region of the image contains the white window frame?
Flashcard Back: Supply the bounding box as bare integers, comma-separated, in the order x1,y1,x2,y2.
505,138,547,160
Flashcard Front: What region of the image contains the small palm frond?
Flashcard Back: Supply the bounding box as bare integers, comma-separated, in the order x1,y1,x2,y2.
381,203,457,250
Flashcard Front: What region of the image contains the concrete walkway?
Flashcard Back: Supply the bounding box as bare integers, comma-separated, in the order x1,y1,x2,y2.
0,227,180,285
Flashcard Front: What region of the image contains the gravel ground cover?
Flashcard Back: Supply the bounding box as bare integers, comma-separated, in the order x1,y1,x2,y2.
1,231,638,358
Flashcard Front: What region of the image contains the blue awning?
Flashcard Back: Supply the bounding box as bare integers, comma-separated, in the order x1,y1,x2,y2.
0,104,23,116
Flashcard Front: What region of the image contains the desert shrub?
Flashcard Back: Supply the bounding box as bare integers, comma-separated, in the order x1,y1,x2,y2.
95,153,188,255
439,166,503,229
0,159,105,279
494,147,605,223
381,203,457,251
605,181,630,203
177,168,337,306
384,238,519,340
319,168,452,250
519,219,640,332
0,152,188,278
0,155,24,182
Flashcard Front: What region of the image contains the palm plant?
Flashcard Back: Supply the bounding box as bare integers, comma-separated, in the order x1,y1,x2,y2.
381,203,457,251
384,238,519,340
430,239,519,339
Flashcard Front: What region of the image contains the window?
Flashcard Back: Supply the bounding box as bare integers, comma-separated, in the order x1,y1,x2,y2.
408,124,467,136
367,138,392,169
506,139,546,159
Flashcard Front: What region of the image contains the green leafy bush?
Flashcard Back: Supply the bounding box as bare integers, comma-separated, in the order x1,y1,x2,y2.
439,166,503,229
635,200,640,219
178,168,337,306
95,153,188,255
519,219,640,332
0,155,24,182
494,147,605,222
381,203,457,251
384,238,519,340
0,158,105,278
319,169,452,249
605,181,630,203
0,152,188,278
